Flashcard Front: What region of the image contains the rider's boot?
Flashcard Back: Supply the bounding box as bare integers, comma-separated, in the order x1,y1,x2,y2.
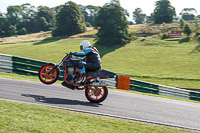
76,62,86,84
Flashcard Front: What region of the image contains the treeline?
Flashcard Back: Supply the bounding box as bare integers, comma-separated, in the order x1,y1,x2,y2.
0,4,55,37
133,5,200,24
0,3,100,37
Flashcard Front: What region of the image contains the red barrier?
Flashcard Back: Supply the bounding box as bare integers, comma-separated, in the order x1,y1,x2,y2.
117,75,130,90
168,33,182,37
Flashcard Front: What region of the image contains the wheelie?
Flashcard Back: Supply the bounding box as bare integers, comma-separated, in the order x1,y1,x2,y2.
38,40,116,103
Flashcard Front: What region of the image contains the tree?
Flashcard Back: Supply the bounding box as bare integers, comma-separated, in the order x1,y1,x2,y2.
180,8,197,21
52,1,86,37
85,5,100,26
37,6,55,27
17,28,27,35
194,17,200,32
146,13,154,23
20,3,36,21
179,19,185,29
183,24,192,36
0,13,10,37
7,25,17,36
79,5,100,27
132,8,146,24
19,3,36,33
6,6,23,26
95,0,130,46
153,0,176,24
1,4,55,36
5,4,36,34
28,6,56,33
182,14,195,21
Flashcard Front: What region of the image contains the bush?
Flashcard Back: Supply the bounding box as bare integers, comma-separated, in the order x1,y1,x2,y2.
179,37,190,43
196,35,200,42
130,36,138,41
195,31,200,37
17,28,27,35
85,22,92,27
161,32,168,39
183,24,192,36
179,19,184,29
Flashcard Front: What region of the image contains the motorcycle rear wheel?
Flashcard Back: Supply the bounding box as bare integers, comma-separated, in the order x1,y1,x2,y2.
85,86,108,103
38,63,59,85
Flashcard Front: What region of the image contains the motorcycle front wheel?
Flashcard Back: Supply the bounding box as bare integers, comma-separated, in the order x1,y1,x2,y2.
85,86,108,103
38,63,59,85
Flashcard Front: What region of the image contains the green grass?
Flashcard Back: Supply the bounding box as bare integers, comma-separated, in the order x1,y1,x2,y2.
0,37,200,89
0,99,195,133
98,38,200,89
0,71,39,81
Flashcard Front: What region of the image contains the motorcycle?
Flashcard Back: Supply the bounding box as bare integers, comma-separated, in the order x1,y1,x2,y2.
38,52,116,103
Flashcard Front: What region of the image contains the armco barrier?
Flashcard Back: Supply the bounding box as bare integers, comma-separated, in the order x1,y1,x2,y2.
101,78,116,89
0,53,48,76
1,53,200,101
129,78,200,101
130,79,159,94
0,53,65,80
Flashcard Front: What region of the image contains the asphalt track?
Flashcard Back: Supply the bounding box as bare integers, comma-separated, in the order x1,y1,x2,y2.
0,78,200,131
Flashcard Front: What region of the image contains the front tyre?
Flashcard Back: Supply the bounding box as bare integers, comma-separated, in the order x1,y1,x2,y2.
85,86,108,103
38,63,59,85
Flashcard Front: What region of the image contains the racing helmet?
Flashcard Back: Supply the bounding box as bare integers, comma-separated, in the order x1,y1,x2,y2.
80,40,91,51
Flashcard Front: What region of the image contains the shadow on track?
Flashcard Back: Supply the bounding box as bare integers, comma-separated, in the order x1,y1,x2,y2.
21,94,101,107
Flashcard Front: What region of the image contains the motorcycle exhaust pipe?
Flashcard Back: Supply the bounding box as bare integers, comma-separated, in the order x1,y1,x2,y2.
90,82,108,87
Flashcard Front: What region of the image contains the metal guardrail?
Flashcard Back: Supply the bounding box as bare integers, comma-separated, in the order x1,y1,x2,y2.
130,78,200,101
1,53,200,101
102,78,116,89
0,53,48,76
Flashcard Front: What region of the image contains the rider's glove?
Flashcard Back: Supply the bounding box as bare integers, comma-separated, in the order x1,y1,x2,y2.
69,52,76,55
72,52,77,55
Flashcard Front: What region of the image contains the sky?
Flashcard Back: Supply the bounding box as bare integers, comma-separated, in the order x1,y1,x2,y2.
0,0,199,20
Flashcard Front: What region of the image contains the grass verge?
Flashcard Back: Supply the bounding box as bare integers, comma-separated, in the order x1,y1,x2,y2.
0,99,195,133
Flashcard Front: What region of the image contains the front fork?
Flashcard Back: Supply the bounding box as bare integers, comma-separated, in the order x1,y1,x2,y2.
47,54,69,75
47,61,63,75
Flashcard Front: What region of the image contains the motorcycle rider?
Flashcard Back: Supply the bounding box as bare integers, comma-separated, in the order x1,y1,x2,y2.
71,40,102,83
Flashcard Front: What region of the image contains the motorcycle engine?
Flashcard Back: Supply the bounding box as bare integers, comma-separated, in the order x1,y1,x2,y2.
67,67,74,75
66,67,80,84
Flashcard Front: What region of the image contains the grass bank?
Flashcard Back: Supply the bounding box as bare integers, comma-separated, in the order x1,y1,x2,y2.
0,99,194,133
0,36,200,89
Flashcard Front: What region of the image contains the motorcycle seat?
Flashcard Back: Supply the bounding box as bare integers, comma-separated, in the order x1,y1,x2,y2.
86,69,116,78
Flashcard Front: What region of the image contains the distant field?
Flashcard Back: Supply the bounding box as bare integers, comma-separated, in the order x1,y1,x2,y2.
0,35,200,89
129,21,199,35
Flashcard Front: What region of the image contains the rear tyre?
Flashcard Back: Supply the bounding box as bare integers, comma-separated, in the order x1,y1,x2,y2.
38,63,59,85
85,86,108,103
